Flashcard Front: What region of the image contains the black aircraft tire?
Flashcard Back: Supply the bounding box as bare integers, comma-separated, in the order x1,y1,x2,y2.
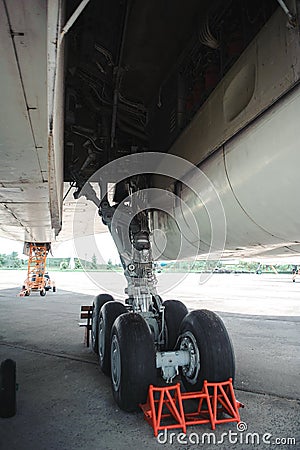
163,300,188,350
98,302,127,375
40,289,46,297
0,359,16,418
91,294,114,353
178,309,235,392
110,313,157,412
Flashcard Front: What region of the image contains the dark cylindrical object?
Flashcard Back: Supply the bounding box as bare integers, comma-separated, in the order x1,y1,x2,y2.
133,231,150,250
0,359,17,418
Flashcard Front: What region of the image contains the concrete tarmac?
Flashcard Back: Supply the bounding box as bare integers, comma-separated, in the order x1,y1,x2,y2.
0,272,299,449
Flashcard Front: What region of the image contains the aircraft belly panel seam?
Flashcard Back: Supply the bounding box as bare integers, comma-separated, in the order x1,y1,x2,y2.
222,146,282,242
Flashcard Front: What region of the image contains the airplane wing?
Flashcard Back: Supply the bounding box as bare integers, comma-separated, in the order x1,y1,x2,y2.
1,0,300,259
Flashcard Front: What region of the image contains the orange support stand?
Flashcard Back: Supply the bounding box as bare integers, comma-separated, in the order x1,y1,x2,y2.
205,378,243,430
140,384,186,437
180,384,213,427
140,378,244,437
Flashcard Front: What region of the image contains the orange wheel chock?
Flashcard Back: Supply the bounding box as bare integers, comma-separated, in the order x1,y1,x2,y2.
140,378,244,437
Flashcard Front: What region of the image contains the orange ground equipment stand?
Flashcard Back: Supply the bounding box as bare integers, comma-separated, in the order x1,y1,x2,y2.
140,378,244,437
19,243,56,297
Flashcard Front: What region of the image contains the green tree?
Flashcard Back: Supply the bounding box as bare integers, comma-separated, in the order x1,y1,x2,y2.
75,258,82,269
10,251,21,268
0,254,6,267
91,253,98,270
60,261,68,270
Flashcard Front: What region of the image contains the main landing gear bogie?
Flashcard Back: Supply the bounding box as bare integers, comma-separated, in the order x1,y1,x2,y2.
91,293,235,412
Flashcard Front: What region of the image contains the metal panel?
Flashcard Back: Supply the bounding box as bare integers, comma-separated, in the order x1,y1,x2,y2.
56,183,107,243
0,1,43,183
155,85,300,260
5,203,51,227
5,0,48,167
0,183,49,203
168,5,300,167
0,204,21,226
224,85,300,243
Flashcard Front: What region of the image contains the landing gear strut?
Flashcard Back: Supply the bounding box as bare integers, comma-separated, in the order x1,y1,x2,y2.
83,183,235,411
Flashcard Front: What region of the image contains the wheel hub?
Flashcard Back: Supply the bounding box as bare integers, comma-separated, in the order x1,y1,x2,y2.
111,334,121,391
98,317,105,361
179,331,200,384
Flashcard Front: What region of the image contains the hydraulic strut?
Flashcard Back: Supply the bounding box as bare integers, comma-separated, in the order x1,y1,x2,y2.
98,192,166,345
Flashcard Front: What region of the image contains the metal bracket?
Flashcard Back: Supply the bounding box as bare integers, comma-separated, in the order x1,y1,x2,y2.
156,350,190,383
59,0,91,45
277,0,297,28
